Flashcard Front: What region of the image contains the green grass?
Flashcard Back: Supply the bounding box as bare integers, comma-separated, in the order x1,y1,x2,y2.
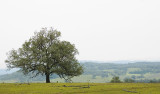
0,83,160,94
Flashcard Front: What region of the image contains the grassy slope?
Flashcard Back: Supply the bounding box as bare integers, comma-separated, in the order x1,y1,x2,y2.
0,83,160,94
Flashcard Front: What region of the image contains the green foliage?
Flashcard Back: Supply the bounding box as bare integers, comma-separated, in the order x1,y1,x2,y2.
124,78,135,83
5,27,83,83
110,76,122,83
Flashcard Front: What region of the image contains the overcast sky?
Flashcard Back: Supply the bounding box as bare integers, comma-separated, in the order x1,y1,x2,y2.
0,0,160,68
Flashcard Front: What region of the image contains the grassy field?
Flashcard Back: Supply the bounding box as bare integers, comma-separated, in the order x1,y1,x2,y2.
0,83,160,94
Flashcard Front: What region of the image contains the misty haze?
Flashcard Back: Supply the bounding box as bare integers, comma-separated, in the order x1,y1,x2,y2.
0,0,160,94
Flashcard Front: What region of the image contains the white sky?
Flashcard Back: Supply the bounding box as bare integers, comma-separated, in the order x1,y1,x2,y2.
0,0,160,68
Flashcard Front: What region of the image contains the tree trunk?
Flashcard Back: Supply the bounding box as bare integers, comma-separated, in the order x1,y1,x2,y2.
46,74,50,83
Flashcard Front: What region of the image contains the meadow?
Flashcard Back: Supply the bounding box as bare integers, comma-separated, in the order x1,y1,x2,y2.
0,83,160,94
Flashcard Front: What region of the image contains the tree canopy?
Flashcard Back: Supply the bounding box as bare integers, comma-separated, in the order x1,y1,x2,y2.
5,27,83,83
110,76,121,83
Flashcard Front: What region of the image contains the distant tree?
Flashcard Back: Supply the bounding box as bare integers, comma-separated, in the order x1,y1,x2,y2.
149,80,155,83
124,78,135,83
5,27,83,83
149,79,159,83
110,76,121,83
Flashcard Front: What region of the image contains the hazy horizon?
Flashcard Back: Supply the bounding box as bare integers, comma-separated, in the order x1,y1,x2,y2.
1,0,160,69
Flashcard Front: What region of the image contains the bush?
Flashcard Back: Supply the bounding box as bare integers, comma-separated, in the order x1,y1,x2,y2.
110,76,122,83
124,78,135,83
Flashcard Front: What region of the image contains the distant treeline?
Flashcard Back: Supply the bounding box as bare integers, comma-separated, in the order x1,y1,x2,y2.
83,62,160,80
1,62,160,83
111,76,160,83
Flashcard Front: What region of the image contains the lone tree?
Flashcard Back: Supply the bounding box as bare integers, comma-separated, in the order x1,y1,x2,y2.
5,27,83,83
110,76,121,83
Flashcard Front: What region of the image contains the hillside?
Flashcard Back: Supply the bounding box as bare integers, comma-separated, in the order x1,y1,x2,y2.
0,62,160,83
0,69,18,76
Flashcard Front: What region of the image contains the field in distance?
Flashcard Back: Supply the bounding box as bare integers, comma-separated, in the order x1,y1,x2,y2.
0,83,160,94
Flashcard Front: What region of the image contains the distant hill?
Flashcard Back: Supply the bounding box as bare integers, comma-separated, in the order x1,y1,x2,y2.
0,69,18,75
0,61,160,83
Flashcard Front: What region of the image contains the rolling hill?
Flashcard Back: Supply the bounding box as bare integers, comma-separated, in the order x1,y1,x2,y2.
0,61,160,83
